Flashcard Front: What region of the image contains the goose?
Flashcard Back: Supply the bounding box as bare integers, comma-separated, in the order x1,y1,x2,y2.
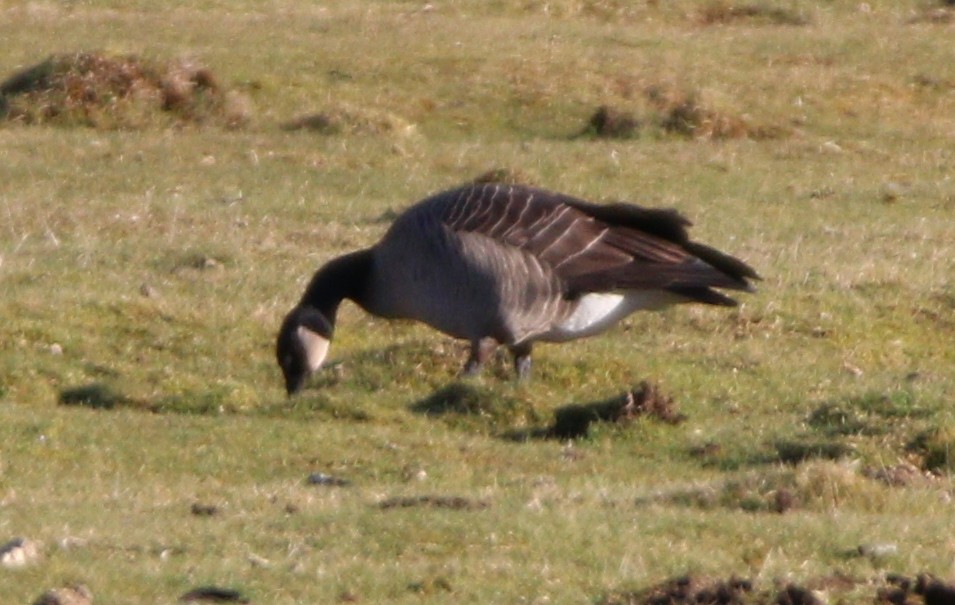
276,183,758,395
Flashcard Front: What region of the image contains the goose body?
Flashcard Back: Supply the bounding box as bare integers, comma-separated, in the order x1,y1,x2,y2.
277,183,758,394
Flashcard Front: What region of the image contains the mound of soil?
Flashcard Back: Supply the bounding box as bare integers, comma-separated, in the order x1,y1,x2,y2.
0,51,250,129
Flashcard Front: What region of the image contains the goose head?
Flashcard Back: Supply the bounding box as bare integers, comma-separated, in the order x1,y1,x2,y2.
276,305,333,396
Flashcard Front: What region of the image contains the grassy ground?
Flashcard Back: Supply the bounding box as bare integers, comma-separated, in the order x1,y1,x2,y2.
2,1,954,603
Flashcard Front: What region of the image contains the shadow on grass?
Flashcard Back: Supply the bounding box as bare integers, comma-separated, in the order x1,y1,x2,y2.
59,383,136,410
58,381,269,417
411,381,687,442
692,436,858,472
410,382,542,434
696,388,944,472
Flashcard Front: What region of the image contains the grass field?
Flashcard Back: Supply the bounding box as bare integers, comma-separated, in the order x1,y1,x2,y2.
2,1,954,603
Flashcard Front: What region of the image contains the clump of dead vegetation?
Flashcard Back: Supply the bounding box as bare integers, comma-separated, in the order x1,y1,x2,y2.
551,381,686,439
697,1,810,26
584,84,787,141
0,51,251,129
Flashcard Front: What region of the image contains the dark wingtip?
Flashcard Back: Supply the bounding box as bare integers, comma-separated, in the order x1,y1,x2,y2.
684,241,761,288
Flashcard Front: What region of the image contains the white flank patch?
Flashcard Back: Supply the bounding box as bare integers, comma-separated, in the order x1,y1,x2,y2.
548,291,683,341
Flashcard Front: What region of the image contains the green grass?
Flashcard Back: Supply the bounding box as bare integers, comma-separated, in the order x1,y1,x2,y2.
2,1,955,603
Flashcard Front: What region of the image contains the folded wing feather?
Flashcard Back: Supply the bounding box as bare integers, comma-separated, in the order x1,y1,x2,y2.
437,184,757,302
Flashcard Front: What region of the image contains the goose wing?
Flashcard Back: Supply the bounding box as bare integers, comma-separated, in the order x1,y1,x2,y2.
436,183,758,304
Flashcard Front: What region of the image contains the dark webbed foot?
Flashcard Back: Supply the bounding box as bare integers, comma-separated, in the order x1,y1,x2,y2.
509,342,533,381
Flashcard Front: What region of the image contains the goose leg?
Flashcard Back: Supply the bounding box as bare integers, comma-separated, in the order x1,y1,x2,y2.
510,342,533,381
461,337,497,377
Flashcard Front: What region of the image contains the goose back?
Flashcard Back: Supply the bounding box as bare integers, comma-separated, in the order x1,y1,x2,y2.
366,183,757,346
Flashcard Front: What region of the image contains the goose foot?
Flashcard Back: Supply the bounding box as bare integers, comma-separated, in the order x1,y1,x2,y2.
510,343,533,381
461,338,497,377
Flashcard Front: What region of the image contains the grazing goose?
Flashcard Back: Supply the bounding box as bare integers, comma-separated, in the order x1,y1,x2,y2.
276,183,758,395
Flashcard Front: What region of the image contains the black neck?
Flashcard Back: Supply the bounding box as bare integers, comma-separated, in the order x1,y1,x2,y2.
300,248,374,321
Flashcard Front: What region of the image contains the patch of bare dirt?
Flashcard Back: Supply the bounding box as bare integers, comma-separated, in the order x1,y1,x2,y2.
0,51,251,129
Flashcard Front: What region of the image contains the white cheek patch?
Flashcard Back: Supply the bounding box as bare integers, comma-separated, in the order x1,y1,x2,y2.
297,326,330,372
